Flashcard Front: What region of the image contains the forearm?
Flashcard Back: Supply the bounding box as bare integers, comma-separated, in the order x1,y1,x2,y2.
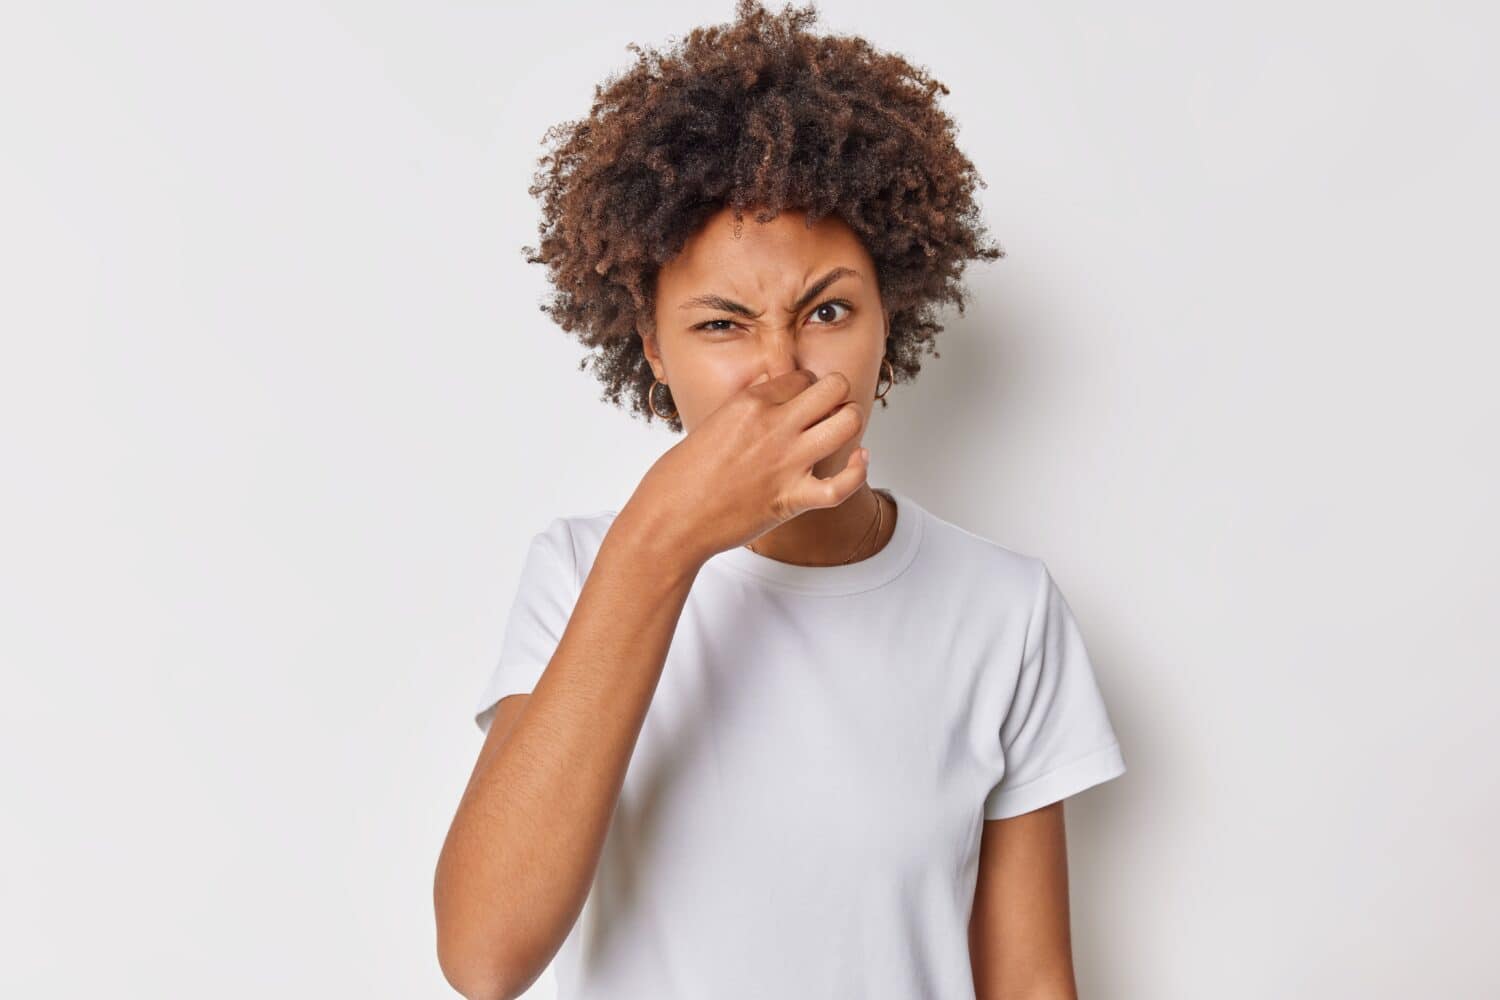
434,499,703,998
986,979,1077,1000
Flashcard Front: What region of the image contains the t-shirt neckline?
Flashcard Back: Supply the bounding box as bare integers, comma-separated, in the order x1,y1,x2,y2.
706,487,924,596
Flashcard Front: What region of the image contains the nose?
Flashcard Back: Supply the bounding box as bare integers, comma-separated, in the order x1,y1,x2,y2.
757,327,804,381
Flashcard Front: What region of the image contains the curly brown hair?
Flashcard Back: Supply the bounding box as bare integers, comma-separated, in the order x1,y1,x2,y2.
522,0,1004,432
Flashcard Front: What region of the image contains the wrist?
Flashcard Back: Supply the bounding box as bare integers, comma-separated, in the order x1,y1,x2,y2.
607,496,710,584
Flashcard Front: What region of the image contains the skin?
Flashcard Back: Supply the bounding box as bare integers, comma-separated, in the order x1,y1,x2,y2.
971,801,1079,999
640,203,895,564
433,204,1079,1000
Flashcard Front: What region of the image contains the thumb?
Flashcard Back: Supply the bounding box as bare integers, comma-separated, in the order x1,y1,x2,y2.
751,371,769,385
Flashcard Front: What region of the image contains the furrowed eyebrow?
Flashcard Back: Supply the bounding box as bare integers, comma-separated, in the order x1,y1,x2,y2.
678,267,862,317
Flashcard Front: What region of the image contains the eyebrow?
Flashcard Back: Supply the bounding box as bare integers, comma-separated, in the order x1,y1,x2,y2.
677,267,862,318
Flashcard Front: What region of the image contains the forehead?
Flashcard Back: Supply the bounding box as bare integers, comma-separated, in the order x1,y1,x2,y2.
659,205,873,292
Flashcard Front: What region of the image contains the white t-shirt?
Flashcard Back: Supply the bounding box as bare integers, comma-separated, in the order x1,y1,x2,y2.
472,488,1126,999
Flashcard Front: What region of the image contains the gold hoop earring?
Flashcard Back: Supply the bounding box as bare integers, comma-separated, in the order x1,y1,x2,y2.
649,377,678,420
874,357,895,400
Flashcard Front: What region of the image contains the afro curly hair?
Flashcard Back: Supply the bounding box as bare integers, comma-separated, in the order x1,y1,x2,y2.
522,0,1004,432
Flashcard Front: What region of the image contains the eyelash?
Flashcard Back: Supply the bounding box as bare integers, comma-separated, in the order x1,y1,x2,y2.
694,298,854,333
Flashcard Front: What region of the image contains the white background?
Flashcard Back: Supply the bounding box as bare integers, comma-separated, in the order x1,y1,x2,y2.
3,2,1497,997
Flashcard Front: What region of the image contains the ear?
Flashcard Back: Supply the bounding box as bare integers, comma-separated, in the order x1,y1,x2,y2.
638,327,663,378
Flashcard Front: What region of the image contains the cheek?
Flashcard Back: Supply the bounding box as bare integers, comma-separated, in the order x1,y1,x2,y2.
802,333,884,394
666,350,750,424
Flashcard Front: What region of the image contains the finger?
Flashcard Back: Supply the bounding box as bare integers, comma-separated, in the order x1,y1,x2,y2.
783,370,855,430
789,446,870,513
789,397,865,471
748,367,819,405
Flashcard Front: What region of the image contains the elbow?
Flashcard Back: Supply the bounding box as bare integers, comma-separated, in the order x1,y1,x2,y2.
435,908,538,1000
433,848,550,1000
435,938,527,1000
435,933,500,1000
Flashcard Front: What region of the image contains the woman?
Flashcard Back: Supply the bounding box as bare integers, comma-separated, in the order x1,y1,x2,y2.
434,3,1126,998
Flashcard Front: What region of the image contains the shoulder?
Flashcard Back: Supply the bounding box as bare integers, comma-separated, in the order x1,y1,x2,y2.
913,500,1048,602
557,507,619,554
523,507,620,587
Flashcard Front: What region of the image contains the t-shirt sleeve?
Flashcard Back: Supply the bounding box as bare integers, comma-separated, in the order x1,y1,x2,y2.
983,561,1126,820
472,516,580,735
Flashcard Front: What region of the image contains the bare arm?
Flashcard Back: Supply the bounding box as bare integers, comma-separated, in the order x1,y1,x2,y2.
969,801,1077,1000
433,368,870,1000
433,500,703,1000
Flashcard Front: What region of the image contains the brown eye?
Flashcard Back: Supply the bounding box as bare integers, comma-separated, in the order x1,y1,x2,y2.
809,300,852,325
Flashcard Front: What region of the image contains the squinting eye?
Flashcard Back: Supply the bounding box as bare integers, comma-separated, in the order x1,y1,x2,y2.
809,300,853,325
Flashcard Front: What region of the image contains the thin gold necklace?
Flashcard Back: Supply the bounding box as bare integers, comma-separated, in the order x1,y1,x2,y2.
744,488,886,565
